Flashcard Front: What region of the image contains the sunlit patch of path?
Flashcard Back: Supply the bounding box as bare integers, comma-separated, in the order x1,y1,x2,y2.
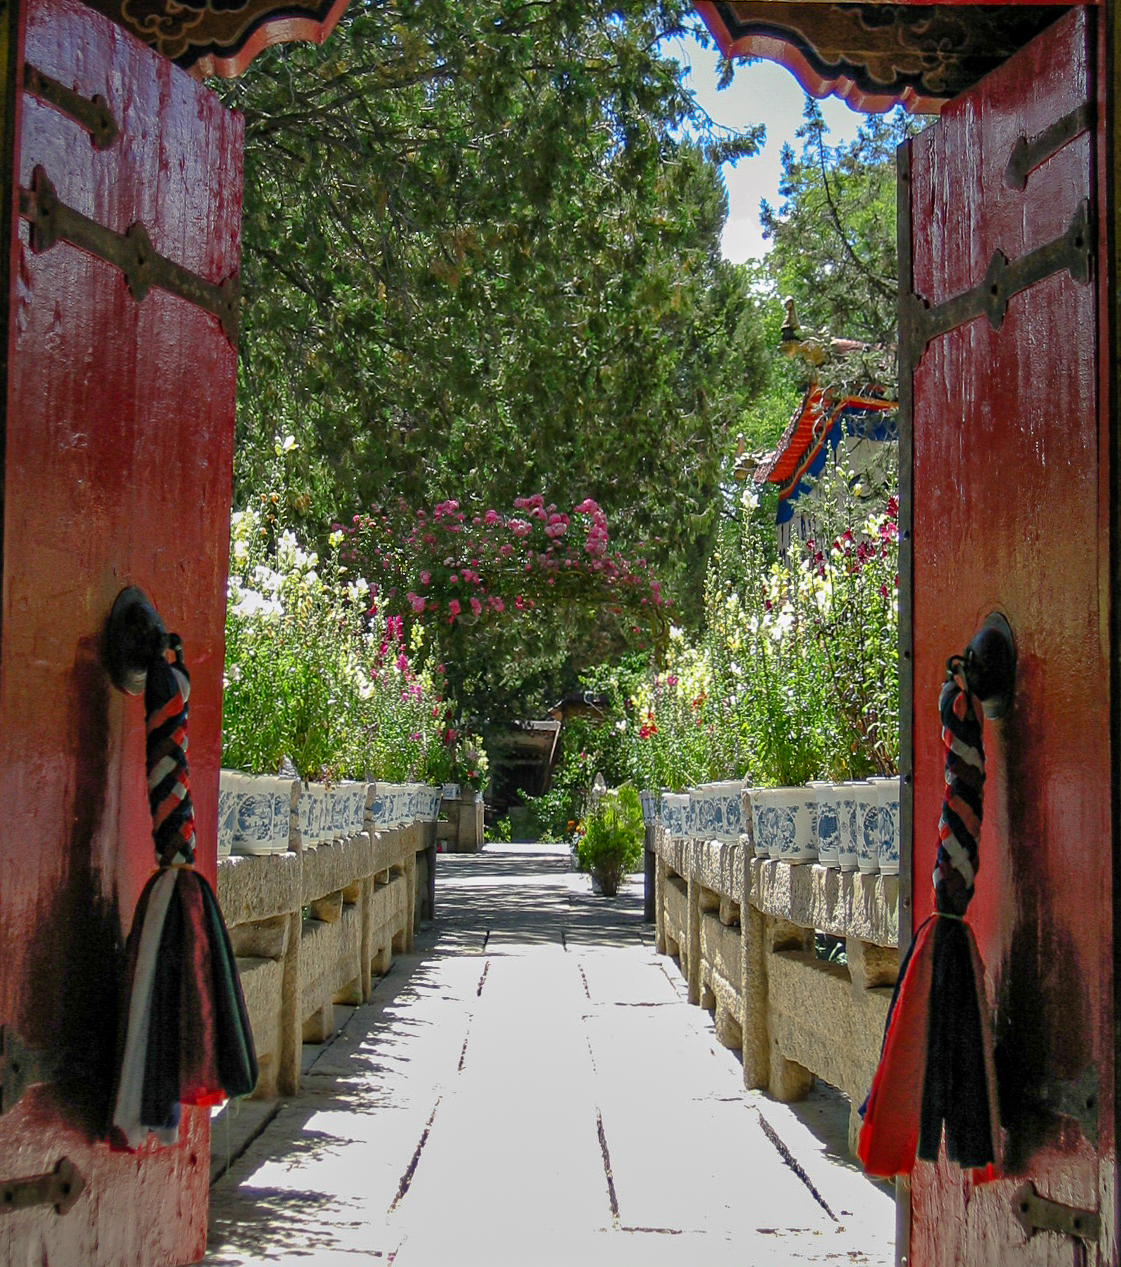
206,843,894,1266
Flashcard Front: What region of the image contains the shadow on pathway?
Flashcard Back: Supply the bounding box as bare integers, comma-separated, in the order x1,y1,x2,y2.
206,844,894,1266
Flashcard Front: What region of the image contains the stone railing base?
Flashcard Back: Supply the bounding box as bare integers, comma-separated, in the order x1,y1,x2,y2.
217,820,436,1098
653,830,899,1155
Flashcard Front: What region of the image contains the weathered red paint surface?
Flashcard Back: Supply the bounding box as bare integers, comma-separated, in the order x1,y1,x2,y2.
0,0,242,1261
908,7,1113,1263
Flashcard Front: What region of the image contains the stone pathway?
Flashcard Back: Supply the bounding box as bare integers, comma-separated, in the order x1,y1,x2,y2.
206,844,895,1266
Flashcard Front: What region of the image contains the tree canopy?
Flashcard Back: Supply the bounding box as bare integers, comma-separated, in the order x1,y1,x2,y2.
218,2,769,636
760,101,918,355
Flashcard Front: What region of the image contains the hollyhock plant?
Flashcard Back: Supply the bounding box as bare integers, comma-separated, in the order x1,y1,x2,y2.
223,505,456,784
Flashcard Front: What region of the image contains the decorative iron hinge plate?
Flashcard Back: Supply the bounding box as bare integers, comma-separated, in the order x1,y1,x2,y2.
0,1026,55,1116
902,198,1093,362
1033,1064,1099,1147
1005,102,1093,191
0,1158,85,1217
1012,1181,1099,1243
23,64,120,150
18,165,239,344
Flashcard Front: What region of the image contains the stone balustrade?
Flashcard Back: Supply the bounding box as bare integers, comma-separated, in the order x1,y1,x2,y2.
217,818,436,1099
652,826,899,1154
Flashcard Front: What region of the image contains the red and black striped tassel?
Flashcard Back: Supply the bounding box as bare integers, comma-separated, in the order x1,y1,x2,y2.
111,639,257,1149
857,657,1000,1181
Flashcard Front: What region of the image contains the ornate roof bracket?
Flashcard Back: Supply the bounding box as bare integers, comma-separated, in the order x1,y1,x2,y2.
695,2,1069,114
82,0,350,78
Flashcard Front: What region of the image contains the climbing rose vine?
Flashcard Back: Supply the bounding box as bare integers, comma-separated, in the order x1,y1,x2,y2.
338,495,668,636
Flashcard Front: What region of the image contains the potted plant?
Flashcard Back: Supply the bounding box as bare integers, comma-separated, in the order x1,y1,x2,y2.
576,784,644,897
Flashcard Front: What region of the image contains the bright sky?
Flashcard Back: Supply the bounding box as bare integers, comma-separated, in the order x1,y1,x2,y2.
670,33,865,262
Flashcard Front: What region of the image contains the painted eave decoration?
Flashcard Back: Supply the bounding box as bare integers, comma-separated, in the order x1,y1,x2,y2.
82,0,350,76
755,387,897,524
694,2,1068,113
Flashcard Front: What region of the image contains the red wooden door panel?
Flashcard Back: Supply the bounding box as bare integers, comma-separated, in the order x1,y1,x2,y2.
0,0,241,1261
905,8,1112,1264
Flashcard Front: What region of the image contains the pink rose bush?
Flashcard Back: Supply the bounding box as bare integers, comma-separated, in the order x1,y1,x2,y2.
339,495,667,641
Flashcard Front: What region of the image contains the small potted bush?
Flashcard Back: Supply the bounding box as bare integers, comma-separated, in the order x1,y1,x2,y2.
577,784,644,897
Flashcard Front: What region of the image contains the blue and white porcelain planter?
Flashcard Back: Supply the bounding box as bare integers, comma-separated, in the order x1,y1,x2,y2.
368,783,391,831
661,792,688,840
852,781,881,874
837,783,862,872
739,785,757,852
684,790,701,839
709,780,745,842
342,782,370,838
372,782,405,830
753,787,818,863
416,785,442,823
870,777,901,875
402,783,420,827
324,782,365,841
298,781,330,848
809,781,840,868
639,789,659,826
217,771,241,860
688,786,711,839
229,773,294,855
370,781,420,830
441,783,459,802
747,789,768,858
687,781,744,842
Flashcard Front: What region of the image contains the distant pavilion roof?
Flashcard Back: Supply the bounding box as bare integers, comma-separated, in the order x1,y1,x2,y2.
754,386,897,524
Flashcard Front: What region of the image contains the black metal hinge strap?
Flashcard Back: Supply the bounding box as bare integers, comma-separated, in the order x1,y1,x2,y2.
1030,1064,1099,1146
23,64,119,150
1,1159,85,1217
903,199,1093,361
0,1025,56,1116
1005,102,1093,191
18,165,238,344
1012,1182,1099,1243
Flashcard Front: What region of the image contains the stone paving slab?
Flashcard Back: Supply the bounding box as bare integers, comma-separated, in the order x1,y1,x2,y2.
207,845,894,1267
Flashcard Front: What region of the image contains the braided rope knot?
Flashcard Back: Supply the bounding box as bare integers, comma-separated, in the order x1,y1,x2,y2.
145,637,196,868
935,656,985,916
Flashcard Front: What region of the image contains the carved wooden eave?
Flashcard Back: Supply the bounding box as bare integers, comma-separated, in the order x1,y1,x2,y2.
81,0,350,77
695,2,1069,113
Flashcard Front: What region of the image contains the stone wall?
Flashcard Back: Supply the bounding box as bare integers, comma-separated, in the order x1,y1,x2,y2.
652,828,899,1154
436,793,484,852
217,820,436,1098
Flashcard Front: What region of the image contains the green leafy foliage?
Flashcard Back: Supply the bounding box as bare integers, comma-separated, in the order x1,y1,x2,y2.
515,786,578,843
484,816,512,844
761,101,918,350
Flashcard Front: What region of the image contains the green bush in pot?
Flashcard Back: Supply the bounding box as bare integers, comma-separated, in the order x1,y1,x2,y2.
576,784,644,897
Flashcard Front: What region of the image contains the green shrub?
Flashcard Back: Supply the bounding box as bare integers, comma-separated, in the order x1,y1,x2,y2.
576,784,644,897
518,787,578,842
485,817,512,844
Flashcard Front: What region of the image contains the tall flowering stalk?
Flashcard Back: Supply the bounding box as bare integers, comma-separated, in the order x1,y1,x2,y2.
634,634,716,790
633,468,898,791
222,504,454,782
806,488,899,775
